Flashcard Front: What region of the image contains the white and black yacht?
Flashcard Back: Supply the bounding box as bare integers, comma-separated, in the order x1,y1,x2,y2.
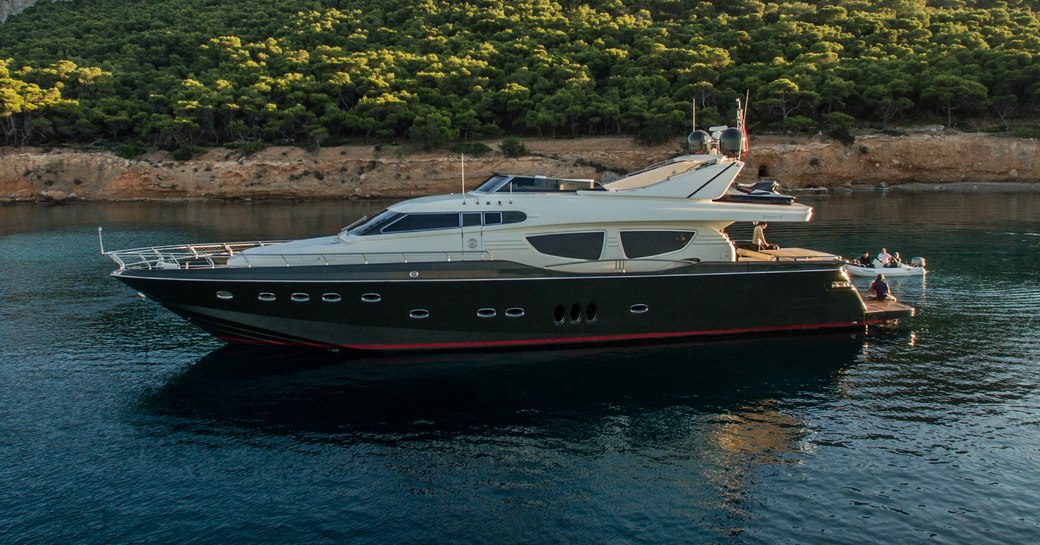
104,127,912,351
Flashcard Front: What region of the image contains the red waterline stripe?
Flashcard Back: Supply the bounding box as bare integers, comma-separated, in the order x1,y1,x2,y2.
217,320,863,351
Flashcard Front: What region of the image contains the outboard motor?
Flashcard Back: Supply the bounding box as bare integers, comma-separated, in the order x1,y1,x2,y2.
687,130,712,154
910,257,926,268
719,127,745,158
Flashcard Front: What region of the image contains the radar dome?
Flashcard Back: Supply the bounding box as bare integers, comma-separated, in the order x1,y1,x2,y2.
687,130,712,153
719,127,745,157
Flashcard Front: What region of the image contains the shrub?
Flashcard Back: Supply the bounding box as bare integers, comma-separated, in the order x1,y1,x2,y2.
172,146,195,161
450,142,493,156
827,126,856,146
499,137,528,157
115,143,147,159
237,141,266,156
1012,126,1040,139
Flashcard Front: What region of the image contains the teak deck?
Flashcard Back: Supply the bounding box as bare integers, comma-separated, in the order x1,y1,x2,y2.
863,298,916,321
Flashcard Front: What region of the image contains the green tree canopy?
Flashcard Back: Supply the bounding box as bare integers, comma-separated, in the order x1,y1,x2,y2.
0,0,1038,146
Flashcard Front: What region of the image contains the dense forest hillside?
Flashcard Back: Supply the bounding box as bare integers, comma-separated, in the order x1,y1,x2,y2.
1,0,1039,151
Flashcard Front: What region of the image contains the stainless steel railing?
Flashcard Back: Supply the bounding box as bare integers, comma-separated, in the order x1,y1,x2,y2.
104,241,495,270
104,241,284,270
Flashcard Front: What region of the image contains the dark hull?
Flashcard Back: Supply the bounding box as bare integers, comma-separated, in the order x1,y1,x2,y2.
112,260,869,351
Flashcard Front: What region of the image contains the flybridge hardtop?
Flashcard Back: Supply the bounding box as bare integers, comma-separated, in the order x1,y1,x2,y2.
104,122,913,352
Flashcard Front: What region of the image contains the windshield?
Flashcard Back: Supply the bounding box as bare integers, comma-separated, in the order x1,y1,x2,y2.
345,209,401,236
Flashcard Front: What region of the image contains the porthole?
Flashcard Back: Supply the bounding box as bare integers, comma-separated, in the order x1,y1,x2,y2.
258,292,276,302
322,293,342,303
477,308,497,318
585,303,598,323
630,303,649,314
410,309,430,319
553,304,566,325
505,307,525,318
291,293,310,302
570,303,582,323
361,293,382,303
216,291,233,300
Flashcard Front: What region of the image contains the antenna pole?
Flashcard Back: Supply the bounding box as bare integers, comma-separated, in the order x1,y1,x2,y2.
691,96,696,132
97,227,105,255
461,153,466,203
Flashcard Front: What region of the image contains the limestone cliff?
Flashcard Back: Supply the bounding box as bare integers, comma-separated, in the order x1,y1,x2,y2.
2,131,1038,203
745,130,1039,189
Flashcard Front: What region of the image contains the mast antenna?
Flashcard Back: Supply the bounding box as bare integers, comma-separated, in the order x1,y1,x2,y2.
692,96,696,132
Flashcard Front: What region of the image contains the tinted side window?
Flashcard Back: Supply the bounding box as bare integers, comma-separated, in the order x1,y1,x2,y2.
383,213,461,233
502,211,527,224
620,231,695,258
507,177,554,192
526,232,604,260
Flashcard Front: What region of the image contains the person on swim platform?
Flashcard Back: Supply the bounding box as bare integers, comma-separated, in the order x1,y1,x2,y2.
869,274,897,302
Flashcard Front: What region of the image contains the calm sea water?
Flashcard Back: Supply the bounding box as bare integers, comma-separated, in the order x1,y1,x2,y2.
1,192,1038,544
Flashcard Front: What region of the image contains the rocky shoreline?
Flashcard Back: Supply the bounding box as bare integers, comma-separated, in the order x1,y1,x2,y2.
2,129,1038,204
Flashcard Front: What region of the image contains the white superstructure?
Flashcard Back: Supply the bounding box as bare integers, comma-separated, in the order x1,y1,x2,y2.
229,151,813,270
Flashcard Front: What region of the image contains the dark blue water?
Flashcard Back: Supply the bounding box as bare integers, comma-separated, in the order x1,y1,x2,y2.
1,193,1038,544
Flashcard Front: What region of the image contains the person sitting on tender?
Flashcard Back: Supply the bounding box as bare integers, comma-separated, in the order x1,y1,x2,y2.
877,248,892,266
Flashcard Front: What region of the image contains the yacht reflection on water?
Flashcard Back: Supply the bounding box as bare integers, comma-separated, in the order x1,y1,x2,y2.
143,334,864,438
141,334,868,538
